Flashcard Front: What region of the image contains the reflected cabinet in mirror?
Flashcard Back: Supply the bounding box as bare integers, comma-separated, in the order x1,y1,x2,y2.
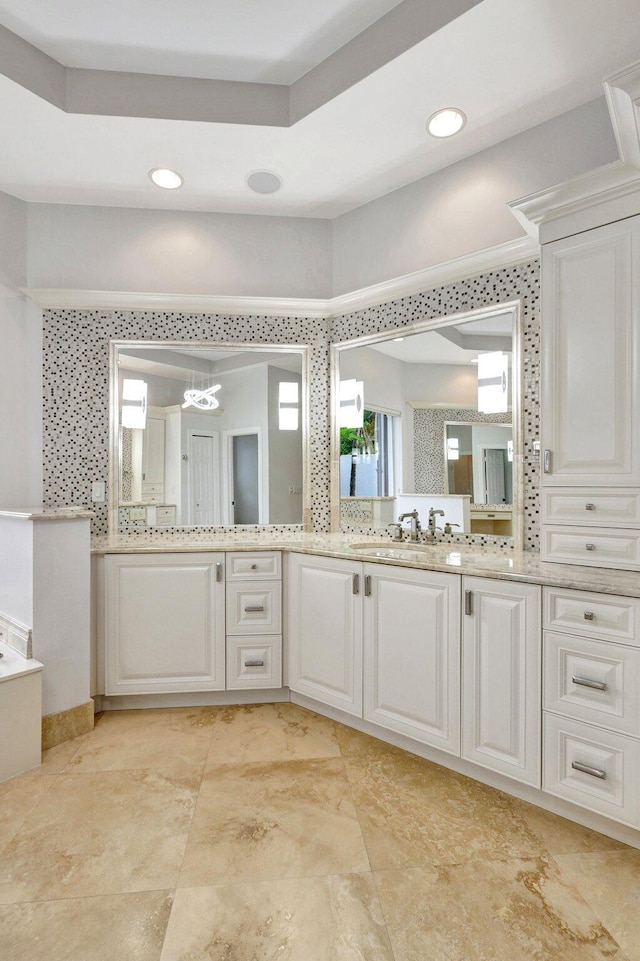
109,341,309,532
331,302,522,547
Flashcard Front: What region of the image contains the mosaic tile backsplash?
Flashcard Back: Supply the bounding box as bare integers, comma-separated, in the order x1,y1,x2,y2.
42,259,540,547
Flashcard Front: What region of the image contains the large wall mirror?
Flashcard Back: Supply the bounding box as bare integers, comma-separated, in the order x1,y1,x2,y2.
330,302,523,547
108,341,309,533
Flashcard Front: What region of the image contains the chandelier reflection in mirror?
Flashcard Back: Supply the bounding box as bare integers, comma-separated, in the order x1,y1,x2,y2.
182,383,222,411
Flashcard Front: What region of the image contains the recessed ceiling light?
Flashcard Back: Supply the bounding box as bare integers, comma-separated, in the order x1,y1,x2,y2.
247,170,283,194
426,108,466,138
149,168,183,189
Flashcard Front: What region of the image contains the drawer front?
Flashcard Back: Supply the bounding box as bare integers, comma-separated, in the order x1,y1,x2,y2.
155,507,176,526
541,525,640,570
226,581,282,634
544,587,640,646
226,635,282,690
226,551,281,580
543,631,640,736
543,713,640,827
542,488,640,528
142,483,164,494
142,494,163,505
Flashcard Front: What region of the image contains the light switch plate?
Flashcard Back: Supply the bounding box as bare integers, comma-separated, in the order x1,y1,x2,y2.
91,481,106,502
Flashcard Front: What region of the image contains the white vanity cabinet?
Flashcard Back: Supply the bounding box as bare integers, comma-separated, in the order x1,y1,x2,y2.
287,553,363,716
225,551,282,690
105,552,225,694
363,564,460,754
461,577,541,786
541,216,640,569
542,586,640,827
287,553,461,750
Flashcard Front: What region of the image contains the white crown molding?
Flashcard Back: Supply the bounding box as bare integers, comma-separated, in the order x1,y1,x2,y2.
509,59,640,243
22,235,539,319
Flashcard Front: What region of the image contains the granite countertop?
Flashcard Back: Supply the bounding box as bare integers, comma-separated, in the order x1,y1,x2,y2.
0,507,94,521
91,530,640,598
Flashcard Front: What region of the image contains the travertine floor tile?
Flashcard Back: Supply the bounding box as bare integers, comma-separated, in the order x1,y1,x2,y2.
511,797,630,856
344,751,547,870
179,757,370,886
67,707,216,775
334,722,406,760
160,874,393,961
375,856,626,961
556,849,640,961
0,775,53,854
0,890,173,961
205,703,341,765
25,736,87,776
0,769,199,903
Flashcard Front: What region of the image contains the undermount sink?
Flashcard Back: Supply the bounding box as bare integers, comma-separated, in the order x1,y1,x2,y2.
348,542,514,569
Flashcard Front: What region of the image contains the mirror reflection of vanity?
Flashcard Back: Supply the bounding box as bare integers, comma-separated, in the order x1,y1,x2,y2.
331,302,522,546
109,342,309,532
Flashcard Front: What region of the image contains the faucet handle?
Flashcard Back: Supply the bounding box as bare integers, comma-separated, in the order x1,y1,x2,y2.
444,522,460,534
387,522,404,541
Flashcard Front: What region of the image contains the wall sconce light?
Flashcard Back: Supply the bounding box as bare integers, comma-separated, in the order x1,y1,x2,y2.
121,379,147,429
278,381,299,430
477,351,508,413
447,437,460,460
182,384,222,410
340,379,364,428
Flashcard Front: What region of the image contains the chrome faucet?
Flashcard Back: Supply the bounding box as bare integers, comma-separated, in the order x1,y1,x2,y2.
425,508,445,542
397,510,421,542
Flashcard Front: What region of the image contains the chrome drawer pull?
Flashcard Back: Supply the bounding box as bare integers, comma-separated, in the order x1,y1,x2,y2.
245,659,265,667
364,575,372,597
244,605,265,613
543,449,552,473
353,573,360,595
216,562,223,582
586,543,596,551
571,760,607,780
583,611,595,621
572,675,607,691
585,503,596,511
464,590,472,616
250,564,258,570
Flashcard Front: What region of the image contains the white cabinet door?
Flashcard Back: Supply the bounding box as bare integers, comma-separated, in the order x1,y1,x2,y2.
541,218,640,487
462,577,541,786
287,553,363,716
363,564,461,754
105,552,225,694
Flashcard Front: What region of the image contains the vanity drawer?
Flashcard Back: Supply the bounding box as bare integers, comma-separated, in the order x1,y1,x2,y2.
225,551,281,580
155,506,176,526
543,631,640,737
542,488,640,527
226,635,282,689
226,580,282,635
541,524,640,570
543,587,640,646
543,713,640,827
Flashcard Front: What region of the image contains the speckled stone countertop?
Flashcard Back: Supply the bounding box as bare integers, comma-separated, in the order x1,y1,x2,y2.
91,530,640,598
0,507,94,521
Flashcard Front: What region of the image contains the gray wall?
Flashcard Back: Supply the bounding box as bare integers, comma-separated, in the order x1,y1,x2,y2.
331,98,617,294
0,191,42,507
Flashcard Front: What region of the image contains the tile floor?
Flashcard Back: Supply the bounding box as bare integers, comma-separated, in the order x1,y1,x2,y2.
0,702,638,960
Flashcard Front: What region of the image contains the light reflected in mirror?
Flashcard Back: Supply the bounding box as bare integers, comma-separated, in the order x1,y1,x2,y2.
110,343,308,530
332,303,521,545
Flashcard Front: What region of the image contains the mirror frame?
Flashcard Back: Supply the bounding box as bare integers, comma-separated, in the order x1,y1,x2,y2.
108,339,312,535
330,301,523,549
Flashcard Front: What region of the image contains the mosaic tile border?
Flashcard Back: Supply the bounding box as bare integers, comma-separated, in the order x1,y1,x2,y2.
42,259,540,548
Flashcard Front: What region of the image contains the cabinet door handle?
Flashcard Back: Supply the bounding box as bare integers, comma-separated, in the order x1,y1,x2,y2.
464,590,472,615
583,611,595,621
245,659,265,667
571,760,607,780
364,575,372,597
353,573,360,595
586,543,596,551
543,449,552,473
216,562,223,582
585,503,596,511
244,605,265,613
572,674,607,691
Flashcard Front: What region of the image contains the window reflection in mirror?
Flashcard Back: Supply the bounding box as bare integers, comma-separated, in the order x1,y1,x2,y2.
332,303,521,545
111,343,307,531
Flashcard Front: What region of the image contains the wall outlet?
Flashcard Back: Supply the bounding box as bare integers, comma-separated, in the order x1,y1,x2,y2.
91,481,106,503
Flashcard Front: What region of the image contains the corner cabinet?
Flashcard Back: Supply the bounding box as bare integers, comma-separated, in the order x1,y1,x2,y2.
287,553,461,752
105,552,226,695
541,216,640,569
461,577,541,786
